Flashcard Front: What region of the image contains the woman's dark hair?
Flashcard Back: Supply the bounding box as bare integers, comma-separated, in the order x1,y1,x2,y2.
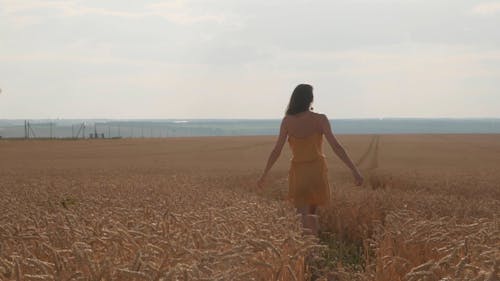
286,84,314,115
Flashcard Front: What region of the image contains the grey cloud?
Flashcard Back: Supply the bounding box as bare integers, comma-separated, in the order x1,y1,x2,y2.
207,0,500,52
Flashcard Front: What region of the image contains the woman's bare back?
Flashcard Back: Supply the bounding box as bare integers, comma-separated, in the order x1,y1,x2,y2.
284,111,324,138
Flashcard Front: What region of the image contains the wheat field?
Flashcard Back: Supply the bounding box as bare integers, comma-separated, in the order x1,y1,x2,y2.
0,135,499,280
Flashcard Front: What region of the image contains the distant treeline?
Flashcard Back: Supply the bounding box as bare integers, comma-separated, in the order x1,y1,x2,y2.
0,118,499,138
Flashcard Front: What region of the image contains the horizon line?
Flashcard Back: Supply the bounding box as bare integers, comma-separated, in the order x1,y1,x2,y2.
2,117,500,121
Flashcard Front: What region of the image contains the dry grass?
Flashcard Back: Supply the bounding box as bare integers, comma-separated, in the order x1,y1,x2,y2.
1,135,499,280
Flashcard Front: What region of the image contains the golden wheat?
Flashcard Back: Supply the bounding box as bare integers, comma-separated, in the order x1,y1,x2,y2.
1,135,499,280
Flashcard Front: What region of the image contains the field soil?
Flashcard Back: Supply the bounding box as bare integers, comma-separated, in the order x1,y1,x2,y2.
1,135,499,280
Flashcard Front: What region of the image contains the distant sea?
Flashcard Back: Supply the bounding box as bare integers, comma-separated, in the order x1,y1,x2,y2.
0,118,499,139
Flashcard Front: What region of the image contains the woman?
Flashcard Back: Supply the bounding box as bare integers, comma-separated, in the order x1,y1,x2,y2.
257,84,364,236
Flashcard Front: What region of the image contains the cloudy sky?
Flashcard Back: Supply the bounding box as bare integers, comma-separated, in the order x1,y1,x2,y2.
1,0,499,119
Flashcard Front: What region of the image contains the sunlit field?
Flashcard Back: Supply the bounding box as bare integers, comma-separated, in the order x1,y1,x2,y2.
1,135,499,280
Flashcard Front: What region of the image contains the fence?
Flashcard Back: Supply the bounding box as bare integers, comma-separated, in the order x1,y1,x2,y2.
0,120,246,139
9,121,180,139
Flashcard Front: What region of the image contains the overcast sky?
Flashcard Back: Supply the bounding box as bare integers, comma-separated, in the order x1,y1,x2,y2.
1,0,499,119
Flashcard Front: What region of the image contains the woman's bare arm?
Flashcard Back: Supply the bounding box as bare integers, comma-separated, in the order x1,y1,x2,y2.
321,114,364,185
257,117,288,188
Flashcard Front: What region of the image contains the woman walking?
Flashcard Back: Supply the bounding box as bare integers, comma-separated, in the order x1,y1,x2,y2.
257,84,364,236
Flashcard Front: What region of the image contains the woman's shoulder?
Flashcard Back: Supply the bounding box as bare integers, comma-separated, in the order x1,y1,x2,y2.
311,112,328,121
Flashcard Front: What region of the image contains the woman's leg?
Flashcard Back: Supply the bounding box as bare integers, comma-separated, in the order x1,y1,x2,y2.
296,205,310,234
297,205,319,236
306,205,319,236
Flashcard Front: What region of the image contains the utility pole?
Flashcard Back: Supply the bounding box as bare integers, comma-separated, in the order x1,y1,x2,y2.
72,125,74,139
50,122,53,139
24,120,28,139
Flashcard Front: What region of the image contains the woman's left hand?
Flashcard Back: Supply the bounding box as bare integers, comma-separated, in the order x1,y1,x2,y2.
257,175,266,189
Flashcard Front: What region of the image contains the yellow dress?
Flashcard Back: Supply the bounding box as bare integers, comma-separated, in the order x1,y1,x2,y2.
288,132,330,207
